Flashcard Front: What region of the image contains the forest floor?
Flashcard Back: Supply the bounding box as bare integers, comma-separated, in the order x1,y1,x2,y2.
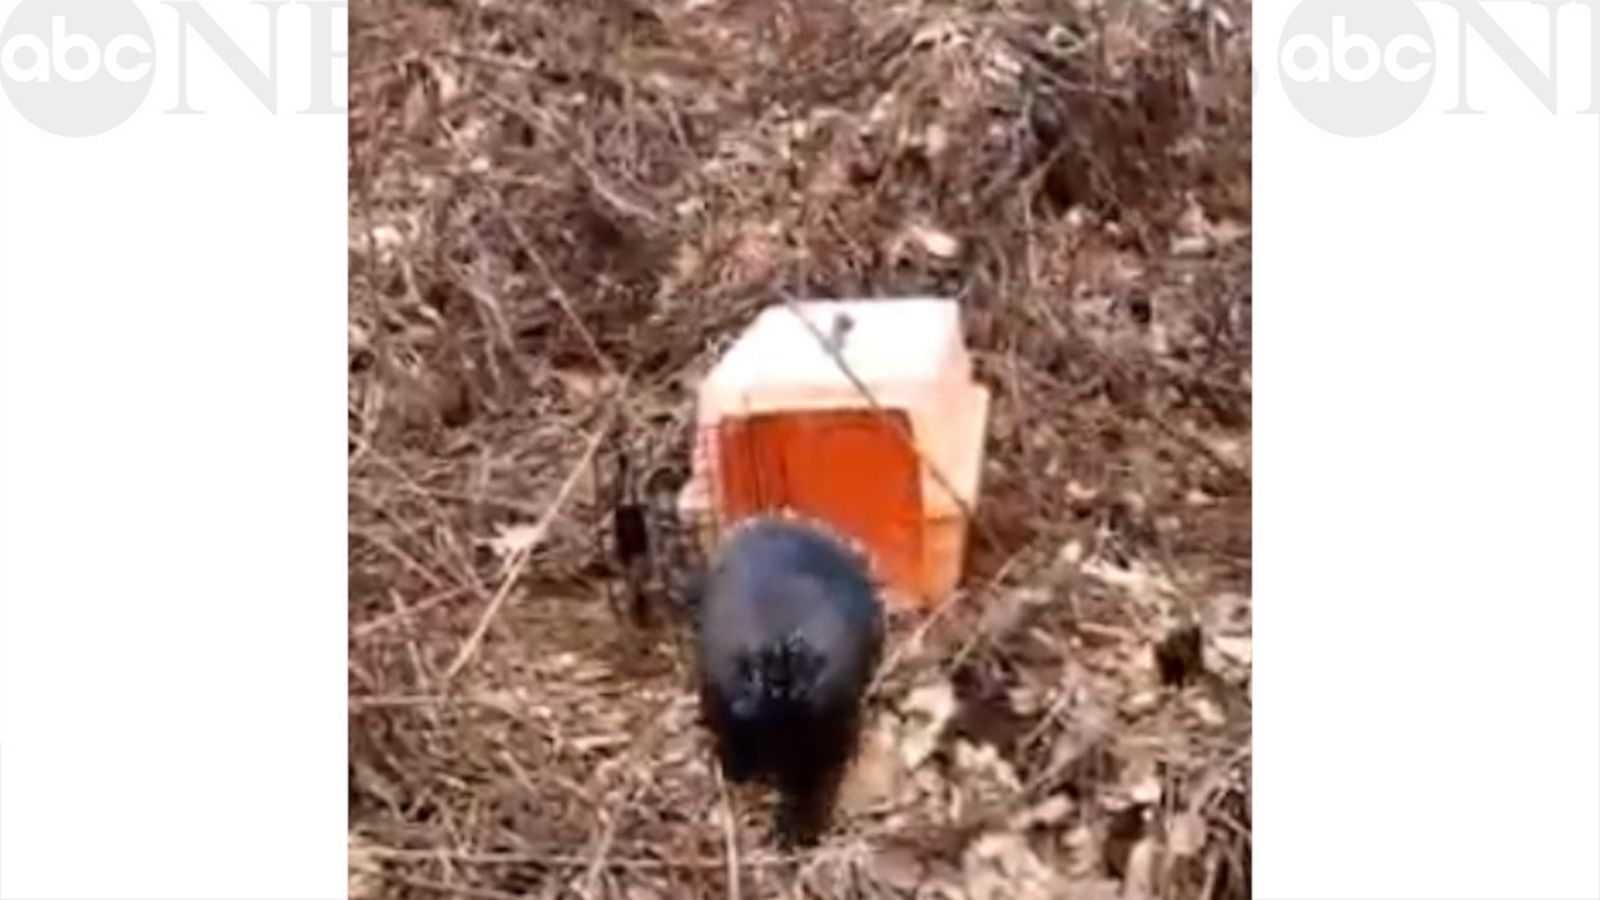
348,0,1252,897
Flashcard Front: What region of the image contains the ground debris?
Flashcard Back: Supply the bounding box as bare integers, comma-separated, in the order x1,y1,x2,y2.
349,0,1251,895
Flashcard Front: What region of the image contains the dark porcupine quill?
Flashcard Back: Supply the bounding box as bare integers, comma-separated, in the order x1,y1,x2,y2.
695,515,884,846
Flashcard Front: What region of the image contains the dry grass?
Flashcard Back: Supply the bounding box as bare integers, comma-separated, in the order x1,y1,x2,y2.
349,0,1252,897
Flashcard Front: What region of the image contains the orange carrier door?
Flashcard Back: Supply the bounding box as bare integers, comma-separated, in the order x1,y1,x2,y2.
713,408,925,600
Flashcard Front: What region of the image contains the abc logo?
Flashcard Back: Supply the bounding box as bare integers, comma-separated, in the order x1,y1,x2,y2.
1283,16,1432,85
2,16,153,83
1279,0,1436,137
0,0,156,137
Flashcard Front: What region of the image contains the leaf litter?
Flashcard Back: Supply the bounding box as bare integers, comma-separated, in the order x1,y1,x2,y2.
350,0,1251,896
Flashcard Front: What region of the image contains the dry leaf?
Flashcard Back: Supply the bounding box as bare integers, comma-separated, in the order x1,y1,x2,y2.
1065,480,1099,504
1063,824,1102,878
369,223,404,253
1203,592,1252,635
348,834,380,900
1064,880,1123,900
873,845,926,893
401,79,429,131
487,521,545,559
1122,837,1160,899
1207,436,1248,468
954,739,1023,794
1009,793,1075,830
1189,695,1226,728
1058,539,1085,565
1170,234,1211,257
552,368,616,401
898,680,957,769
1129,775,1162,806
1081,558,1178,609
1211,219,1250,246
908,223,962,259
1122,755,1161,805
838,720,900,812
1167,812,1207,859
434,65,460,104
912,19,967,49
1101,21,1147,75
1212,635,1252,668
1123,689,1160,717
963,832,1064,900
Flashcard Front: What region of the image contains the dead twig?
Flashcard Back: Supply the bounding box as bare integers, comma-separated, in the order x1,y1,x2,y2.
350,526,453,593
718,767,743,900
361,844,794,871
580,806,622,900
356,864,526,900
352,585,471,641
579,698,678,897
442,391,624,682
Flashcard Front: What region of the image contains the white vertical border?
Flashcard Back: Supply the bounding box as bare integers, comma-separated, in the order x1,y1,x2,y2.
1256,1,1600,898
0,1,348,897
